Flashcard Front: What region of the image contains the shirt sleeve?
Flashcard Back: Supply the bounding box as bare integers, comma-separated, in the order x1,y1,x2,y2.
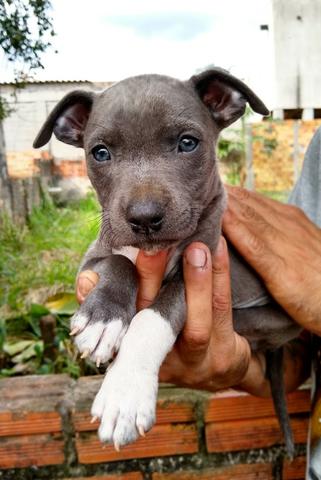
288,125,321,227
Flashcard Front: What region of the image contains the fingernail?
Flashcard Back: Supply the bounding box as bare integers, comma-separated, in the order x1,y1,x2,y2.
185,248,207,268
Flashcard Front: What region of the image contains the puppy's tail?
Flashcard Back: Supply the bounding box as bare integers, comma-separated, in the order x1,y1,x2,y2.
266,347,295,459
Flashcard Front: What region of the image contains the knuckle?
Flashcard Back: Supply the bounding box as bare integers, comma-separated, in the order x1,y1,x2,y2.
212,293,230,313
241,204,258,221
212,261,228,275
183,328,210,351
246,232,266,256
212,359,232,379
229,186,250,201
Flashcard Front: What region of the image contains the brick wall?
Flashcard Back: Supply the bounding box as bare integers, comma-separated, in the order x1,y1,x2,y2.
53,159,87,178
0,375,309,479
252,119,321,192
6,151,87,180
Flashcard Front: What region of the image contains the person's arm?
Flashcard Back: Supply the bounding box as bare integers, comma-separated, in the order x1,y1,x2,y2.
223,185,321,335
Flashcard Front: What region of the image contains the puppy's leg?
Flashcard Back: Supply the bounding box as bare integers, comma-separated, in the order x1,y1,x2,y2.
71,253,137,367
92,271,185,448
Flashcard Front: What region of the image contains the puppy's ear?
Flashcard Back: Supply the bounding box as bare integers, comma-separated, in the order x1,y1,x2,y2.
33,90,94,148
190,67,269,129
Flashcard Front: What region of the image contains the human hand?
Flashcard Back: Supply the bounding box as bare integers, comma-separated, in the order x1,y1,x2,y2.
76,240,257,391
157,238,252,390
223,185,321,335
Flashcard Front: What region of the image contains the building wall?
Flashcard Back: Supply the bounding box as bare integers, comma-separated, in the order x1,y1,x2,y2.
272,0,321,109
0,81,111,164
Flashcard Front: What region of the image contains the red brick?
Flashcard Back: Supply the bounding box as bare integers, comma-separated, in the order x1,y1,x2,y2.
76,424,198,464
74,399,195,432
152,463,273,479
63,474,143,480
206,416,308,452
204,389,310,423
0,411,61,436
0,433,64,469
283,456,306,479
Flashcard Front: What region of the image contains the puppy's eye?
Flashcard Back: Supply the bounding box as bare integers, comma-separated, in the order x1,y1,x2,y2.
178,136,199,153
91,144,111,162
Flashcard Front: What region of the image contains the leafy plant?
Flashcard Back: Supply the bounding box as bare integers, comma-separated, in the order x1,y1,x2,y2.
0,194,102,377
0,0,55,81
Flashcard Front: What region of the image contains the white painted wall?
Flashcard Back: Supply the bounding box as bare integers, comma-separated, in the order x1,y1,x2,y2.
272,0,321,109
0,81,111,160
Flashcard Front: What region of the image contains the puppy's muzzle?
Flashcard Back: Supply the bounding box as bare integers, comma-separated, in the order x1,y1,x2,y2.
126,200,164,235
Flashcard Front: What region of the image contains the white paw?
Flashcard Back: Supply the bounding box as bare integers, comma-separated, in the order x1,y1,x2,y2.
70,313,127,366
90,308,176,448
91,362,158,448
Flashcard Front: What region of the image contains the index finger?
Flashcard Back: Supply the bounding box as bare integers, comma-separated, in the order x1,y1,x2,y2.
135,250,168,310
211,236,234,343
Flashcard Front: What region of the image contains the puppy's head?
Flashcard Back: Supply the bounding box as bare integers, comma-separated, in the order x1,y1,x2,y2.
34,68,268,251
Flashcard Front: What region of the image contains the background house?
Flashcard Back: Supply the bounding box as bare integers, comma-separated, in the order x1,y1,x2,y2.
0,80,111,179
272,0,321,120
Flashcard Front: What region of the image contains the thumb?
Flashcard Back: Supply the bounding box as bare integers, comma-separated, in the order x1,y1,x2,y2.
76,270,99,304
135,250,168,310
181,242,213,355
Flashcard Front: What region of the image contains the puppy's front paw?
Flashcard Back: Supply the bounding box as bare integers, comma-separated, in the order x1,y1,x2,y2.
70,292,128,366
91,362,158,448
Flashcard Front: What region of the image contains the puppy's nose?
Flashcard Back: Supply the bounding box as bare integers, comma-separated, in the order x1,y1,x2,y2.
126,201,164,233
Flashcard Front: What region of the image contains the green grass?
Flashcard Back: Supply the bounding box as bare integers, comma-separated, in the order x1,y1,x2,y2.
0,194,101,377
258,190,290,203
0,194,100,314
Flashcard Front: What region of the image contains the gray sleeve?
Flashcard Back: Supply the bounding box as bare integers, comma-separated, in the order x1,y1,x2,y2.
288,126,321,227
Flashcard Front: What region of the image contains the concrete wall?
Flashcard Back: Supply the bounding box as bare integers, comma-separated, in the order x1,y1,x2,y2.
0,81,111,161
272,0,321,109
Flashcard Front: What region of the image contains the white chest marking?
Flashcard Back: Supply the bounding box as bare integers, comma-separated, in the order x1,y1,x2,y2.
112,246,139,264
